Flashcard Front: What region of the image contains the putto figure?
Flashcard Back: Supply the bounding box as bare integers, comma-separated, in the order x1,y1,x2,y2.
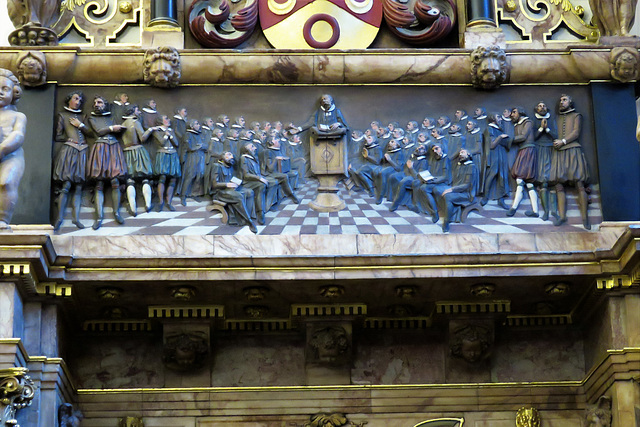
0,69,26,229
52,90,89,230
551,94,591,229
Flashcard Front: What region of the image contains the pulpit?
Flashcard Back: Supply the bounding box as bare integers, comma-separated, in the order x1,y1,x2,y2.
309,128,348,212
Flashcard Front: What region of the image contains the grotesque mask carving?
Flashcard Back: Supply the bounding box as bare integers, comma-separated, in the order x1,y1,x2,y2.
450,324,492,364
163,332,209,371
143,47,181,88
308,326,350,363
15,51,46,87
585,396,612,427
610,47,639,83
471,45,509,90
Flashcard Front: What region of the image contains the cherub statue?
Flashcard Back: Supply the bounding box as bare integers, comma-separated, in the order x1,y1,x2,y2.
0,69,26,229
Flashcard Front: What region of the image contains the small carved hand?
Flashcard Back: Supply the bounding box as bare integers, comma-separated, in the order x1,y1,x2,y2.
69,117,83,128
406,159,413,168
227,182,238,189
330,123,341,130
541,118,547,129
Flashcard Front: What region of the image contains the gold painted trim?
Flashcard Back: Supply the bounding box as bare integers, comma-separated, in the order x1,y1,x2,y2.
75,347,640,395
364,317,432,329
436,300,510,314
83,319,152,332
148,305,224,318
65,261,600,274
105,6,144,47
292,303,367,316
414,419,465,427
224,319,292,331
58,16,95,46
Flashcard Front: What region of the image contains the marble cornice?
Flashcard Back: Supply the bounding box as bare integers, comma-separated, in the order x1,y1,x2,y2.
0,46,628,85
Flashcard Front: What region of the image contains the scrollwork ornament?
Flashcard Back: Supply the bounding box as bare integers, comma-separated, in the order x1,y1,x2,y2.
142,47,181,89
470,45,509,90
382,0,456,46
610,47,639,83
304,413,348,427
0,368,36,427
188,0,259,48
515,407,540,427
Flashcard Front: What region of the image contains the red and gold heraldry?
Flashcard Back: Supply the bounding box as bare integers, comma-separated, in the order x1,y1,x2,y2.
259,0,382,49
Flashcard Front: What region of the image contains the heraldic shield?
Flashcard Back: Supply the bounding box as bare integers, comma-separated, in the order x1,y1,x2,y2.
259,0,383,49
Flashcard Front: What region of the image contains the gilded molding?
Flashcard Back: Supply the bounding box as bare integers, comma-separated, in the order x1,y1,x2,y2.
224,319,292,331
292,303,367,317
436,300,511,314
516,407,540,427
504,314,572,327
82,319,152,332
148,305,224,319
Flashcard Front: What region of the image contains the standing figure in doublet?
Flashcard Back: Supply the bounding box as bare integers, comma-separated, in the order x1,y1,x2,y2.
533,101,557,221
481,113,511,210
151,115,181,212
121,105,155,215
550,94,591,229
111,92,129,125
52,90,89,230
180,119,206,206
87,95,127,229
507,107,539,218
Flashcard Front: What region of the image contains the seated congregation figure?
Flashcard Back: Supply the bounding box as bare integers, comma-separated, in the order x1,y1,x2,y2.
180,119,206,206
209,151,258,234
439,148,479,233
414,144,452,223
481,113,511,210
350,134,383,197
373,138,405,204
151,114,181,212
121,104,156,215
388,144,430,212
507,106,539,218
0,69,26,229
239,142,279,225
52,90,89,230
262,137,300,205
87,95,127,229
551,94,591,229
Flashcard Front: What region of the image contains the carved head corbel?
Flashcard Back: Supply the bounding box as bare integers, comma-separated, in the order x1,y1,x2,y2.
470,45,509,90
610,47,639,83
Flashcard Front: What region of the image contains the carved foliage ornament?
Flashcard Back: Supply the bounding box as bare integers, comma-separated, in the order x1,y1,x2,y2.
0,368,36,427
585,396,612,427
304,413,349,427
516,407,540,427
470,45,509,90
15,51,47,87
382,0,456,46
188,0,259,48
143,47,181,89
610,47,639,83
119,417,144,427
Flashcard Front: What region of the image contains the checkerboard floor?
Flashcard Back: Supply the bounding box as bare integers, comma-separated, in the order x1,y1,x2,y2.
56,180,602,236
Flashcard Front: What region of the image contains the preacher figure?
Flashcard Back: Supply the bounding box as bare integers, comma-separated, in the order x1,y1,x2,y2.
295,94,348,139
52,90,89,230
0,69,26,229
550,94,591,229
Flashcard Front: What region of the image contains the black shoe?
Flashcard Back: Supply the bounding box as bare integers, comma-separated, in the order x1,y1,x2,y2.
497,198,509,210
180,197,187,207
156,202,164,212
554,217,567,226
541,211,549,221
53,219,63,232
389,203,399,212
583,218,591,230
114,212,125,225
167,203,176,211
249,221,258,234
442,221,450,233
146,203,154,213
92,219,102,230
257,212,265,225
480,197,488,206
72,220,85,229
408,205,420,213
290,195,300,204
432,214,439,224
524,210,539,218
506,208,516,217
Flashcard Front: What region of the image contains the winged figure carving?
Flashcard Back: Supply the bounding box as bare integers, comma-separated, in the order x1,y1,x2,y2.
382,0,456,46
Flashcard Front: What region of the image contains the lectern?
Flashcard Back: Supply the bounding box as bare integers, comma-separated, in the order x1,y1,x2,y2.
309,128,348,212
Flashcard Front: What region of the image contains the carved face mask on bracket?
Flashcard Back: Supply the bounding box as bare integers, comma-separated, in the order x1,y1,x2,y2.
259,0,382,48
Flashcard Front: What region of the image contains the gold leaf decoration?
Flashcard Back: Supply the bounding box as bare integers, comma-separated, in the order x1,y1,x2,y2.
549,0,572,12
60,0,87,13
